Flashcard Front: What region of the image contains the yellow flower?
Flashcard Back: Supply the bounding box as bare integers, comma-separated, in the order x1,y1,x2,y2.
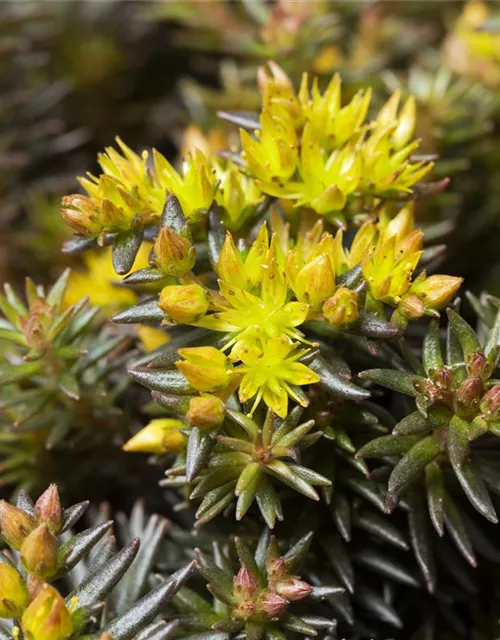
275,123,361,219
153,148,217,221
213,159,263,230
236,337,320,418
123,418,186,454
298,73,372,149
240,108,298,185
195,235,309,358
135,326,171,352
361,208,424,305
176,346,233,393
63,243,152,315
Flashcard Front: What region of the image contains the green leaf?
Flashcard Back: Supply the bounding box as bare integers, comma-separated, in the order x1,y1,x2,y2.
283,531,313,573
425,462,445,536
452,459,498,523
59,373,80,400
359,368,424,397
447,309,480,360
443,496,476,566
357,434,423,459
129,367,193,395
101,562,195,640
255,478,281,529
276,420,315,448
71,539,140,610
332,492,351,541
46,269,71,307
355,587,402,629
113,297,164,324
235,462,261,496
195,482,235,523
161,194,191,238
408,495,436,593
0,362,43,386
353,549,419,587
282,614,317,636
354,509,408,550
288,464,331,487
387,435,440,502
235,467,262,521
422,320,443,375
59,521,113,570
186,428,214,482
309,356,370,401
122,267,168,285
112,228,144,275
354,313,401,339
234,537,261,582
321,534,354,594
195,550,235,605
447,414,470,469
485,307,500,359
266,460,319,500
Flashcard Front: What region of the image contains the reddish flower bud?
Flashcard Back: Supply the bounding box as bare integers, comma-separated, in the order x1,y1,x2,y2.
234,564,258,601
0,501,35,550
275,577,313,601
481,385,500,416
35,484,63,535
20,524,60,579
154,228,196,276
455,376,483,410
256,589,288,619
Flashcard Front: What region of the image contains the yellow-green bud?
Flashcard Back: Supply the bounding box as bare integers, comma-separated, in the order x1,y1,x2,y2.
0,562,29,618
0,501,35,550
21,585,73,640
60,195,101,237
187,395,225,430
122,419,186,454
35,484,63,535
154,228,196,276
409,274,463,310
176,346,233,393
293,254,336,310
158,284,209,324
20,525,60,580
322,288,358,326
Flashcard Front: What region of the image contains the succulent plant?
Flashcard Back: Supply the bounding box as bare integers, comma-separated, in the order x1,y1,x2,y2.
0,484,195,640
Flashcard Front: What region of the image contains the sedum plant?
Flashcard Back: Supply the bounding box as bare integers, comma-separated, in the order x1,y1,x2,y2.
0,484,195,640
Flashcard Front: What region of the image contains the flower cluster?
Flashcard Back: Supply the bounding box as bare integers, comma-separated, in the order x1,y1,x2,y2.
241,65,433,224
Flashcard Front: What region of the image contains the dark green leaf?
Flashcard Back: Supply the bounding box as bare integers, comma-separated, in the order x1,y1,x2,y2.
112,228,144,275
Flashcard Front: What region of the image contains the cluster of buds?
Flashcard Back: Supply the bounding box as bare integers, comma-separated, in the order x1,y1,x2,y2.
190,533,335,637
359,309,500,524
0,486,195,640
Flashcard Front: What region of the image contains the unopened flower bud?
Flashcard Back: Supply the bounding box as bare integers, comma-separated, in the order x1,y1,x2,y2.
234,564,258,601
468,351,492,379
398,294,426,320
0,501,35,550
158,284,209,324
0,562,29,618
154,228,196,276
480,385,500,416
21,584,73,640
60,195,101,237
293,254,336,309
455,376,483,411
123,419,186,454
176,347,233,393
275,577,313,601
410,274,463,310
256,589,288,619
217,233,249,290
35,485,63,535
187,395,225,430
20,524,59,580
322,287,358,326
